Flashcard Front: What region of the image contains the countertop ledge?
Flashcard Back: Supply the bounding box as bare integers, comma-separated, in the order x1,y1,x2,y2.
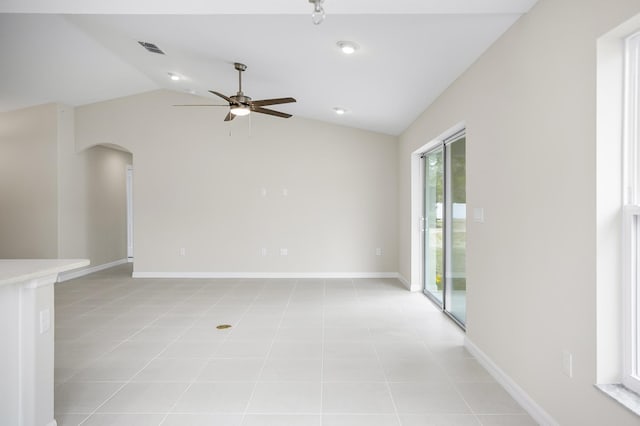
0,259,90,287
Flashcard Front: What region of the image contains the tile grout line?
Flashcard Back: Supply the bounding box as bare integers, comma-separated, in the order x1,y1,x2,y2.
74,278,237,425
239,278,299,425
156,279,254,425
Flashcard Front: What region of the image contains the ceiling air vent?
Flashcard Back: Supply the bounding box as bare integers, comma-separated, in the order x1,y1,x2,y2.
138,41,165,55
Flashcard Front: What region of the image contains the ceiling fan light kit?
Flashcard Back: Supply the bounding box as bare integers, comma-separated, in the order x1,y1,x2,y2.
309,0,326,25
175,62,296,122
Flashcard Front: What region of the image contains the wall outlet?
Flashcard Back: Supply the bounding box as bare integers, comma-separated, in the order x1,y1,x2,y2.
376,248,383,256
280,248,288,256
562,351,573,378
282,188,288,197
260,188,267,197
179,247,186,256
260,248,267,257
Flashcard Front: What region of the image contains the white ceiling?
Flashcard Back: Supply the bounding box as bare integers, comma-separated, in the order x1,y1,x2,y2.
0,1,538,135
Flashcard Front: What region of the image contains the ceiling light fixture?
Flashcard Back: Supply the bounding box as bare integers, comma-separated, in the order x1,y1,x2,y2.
309,0,326,25
230,105,251,116
337,41,359,55
333,107,347,115
168,73,181,81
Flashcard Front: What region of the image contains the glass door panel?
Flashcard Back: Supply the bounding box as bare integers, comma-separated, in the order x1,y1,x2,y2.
423,148,444,305
445,136,466,324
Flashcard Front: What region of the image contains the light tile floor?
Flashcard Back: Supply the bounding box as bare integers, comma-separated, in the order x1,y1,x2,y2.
54,264,537,426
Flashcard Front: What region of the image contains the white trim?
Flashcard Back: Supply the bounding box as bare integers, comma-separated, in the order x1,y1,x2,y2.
46,420,57,426
132,271,400,279
57,259,127,282
465,337,559,426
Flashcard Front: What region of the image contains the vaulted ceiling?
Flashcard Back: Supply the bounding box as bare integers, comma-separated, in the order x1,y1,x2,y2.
0,0,538,135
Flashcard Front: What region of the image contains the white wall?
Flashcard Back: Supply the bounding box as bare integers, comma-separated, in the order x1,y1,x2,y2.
0,104,59,258
398,0,640,424
0,103,130,269
75,89,397,275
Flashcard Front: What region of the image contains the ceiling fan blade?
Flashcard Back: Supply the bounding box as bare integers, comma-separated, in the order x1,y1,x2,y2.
250,97,297,107
252,106,292,119
224,112,236,122
209,90,241,106
173,104,228,107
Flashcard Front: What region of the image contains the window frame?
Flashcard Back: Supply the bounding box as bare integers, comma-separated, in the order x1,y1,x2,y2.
622,31,640,395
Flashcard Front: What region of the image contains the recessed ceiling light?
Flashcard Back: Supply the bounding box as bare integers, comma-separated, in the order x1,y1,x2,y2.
333,107,347,115
337,41,359,55
168,73,181,81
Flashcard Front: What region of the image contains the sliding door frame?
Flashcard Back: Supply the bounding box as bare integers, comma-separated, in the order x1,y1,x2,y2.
421,129,466,329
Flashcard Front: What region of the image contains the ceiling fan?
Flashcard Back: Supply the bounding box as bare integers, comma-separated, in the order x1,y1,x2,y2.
175,62,296,121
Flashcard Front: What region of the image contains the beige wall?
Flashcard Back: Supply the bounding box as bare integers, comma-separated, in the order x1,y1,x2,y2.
0,104,59,258
76,90,397,275
0,103,130,267
398,0,640,424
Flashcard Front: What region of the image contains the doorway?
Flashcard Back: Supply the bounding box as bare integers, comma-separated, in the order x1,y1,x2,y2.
422,130,466,327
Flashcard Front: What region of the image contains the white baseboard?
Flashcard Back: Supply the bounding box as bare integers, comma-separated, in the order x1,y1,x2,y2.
397,274,411,290
465,337,559,426
132,271,400,279
57,258,127,282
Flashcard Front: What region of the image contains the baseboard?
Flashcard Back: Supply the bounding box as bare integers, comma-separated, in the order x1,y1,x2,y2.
465,337,559,426
57,258,127,282
397,274,411,290
132,271,400,279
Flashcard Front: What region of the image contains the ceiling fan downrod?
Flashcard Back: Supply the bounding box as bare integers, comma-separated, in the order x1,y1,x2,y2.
234,62,247,95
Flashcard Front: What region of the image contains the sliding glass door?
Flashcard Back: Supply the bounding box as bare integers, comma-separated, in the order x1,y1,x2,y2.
423,132,466,327
423,148,444,304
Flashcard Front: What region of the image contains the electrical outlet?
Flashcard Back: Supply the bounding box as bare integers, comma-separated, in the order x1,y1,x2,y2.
376,248,383,256
179,248,186,256
280,248,288,256
260,248,267,257
282,188,288,197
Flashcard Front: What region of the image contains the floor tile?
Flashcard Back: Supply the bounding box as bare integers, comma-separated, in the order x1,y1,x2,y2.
439,358,495,383
69,358,149,382
160,413,243,426
55,265,530,425
54,413,90,426
196,358,264,382
389,382,471,414
55,382,124,413
96,382,189,413
455,383,525,415
172,382,255,413
475,414,538,425
323,414,401,426
399,414,481,426
214,339,273,358
379,356,449,383
246,382,321,413
322,382,396,414
242,414,321,426
80,413,165,426
269,340,323,359
259,358,322,381
322,358,386,382
133,358,208,382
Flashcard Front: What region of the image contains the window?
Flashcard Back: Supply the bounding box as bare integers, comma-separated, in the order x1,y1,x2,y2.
622,31,640,395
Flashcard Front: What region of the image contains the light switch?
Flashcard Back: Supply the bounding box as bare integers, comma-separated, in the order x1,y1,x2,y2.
280,248,288,256
473,207,485,223
39,309,50,334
